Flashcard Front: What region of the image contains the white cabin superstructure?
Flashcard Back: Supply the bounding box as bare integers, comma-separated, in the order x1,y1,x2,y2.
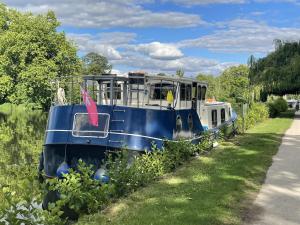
74,72,233,131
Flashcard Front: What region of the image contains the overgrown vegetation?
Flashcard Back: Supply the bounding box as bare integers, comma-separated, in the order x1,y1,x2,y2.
0,134,213,224
268,97,288,118
236,102,269,132
0,104,47,225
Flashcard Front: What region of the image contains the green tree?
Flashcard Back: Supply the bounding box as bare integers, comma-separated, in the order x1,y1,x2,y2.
82,52,112,75
196,73,220,99
176,68,184,78
157,72,167,76
219,65,250,103
0,4,81,109
197,65,250,104
249,41,300,96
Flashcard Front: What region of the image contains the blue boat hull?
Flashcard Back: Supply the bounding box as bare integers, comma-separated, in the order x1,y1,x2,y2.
43,104,236,177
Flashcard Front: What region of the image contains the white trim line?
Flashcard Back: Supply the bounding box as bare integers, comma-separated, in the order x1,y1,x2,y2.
46,130,204,142
46,129,164,141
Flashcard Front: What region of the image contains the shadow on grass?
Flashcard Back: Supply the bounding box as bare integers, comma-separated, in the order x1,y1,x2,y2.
278,109,296,118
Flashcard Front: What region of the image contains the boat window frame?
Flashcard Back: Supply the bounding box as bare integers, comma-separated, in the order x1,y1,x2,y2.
146,79,178,109
186,84,192,101
149,82,177,101
72,113,110,138
197,85,202,100
201,86,207,101
221,108,226,123
179,81,192,108
211,109,218,128
180,83,186,101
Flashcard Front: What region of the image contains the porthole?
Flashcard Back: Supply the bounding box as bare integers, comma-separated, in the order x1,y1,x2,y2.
188,114,193,131
176,115,182,132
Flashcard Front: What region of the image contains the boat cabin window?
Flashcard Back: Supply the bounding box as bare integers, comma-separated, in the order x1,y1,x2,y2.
105,83,121,100
212,109,218,128
180,83,186,101
180,83,192,108
221,108,225,123
197,85,202,100
180,83,192,101
186,84,192,101
150,83,176,100
72,113,110,138
201,86,206,101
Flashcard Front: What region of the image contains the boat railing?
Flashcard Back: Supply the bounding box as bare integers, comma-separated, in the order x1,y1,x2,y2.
50,74,180,109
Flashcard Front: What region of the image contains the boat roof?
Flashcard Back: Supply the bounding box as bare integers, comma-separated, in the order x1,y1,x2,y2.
82,73,208,85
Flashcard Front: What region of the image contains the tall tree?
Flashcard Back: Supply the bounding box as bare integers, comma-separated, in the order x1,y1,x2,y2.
249,41,300,96
197,65,250,104
0,4,81,109
82,52,112,75
176,68,184,78
219,65,250,103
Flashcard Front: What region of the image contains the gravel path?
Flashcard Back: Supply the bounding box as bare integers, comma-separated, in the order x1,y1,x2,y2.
250,112,300,225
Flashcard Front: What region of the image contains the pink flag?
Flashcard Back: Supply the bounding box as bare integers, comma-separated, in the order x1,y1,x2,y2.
81,88,98,127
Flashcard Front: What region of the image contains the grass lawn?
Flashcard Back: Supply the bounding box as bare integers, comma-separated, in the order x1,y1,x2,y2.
77,117,293,225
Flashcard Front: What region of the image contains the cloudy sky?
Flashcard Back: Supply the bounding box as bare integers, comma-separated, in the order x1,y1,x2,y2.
4,0,300,76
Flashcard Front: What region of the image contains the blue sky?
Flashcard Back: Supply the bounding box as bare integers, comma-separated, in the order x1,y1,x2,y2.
4,0,300,76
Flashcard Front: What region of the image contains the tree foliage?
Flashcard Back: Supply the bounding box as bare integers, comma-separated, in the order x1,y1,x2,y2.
220,65,250,103
197,65,250,104
197,73,220,99
82,52,112,75
176,68,184,78
249,40,300,96
0,4,81,109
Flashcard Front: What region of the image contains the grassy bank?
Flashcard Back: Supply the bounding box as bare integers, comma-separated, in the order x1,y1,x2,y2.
77,117,293,225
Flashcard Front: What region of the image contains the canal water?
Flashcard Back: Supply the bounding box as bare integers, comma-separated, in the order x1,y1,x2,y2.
0,104,47,190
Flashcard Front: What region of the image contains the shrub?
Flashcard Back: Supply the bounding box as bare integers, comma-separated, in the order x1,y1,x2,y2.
0,165,54,225
236,102,269,132
47,160,115,215
268,98,288,118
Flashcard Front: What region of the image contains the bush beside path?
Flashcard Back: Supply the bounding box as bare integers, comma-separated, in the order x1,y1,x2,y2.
77,117,293,225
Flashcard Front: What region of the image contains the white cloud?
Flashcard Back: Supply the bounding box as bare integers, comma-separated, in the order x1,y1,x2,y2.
67,33,124,60
178,19,300,53
97,32,137,46
111,52,233,75
4,0,205,28
68,32,239,75
132,42,184,60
